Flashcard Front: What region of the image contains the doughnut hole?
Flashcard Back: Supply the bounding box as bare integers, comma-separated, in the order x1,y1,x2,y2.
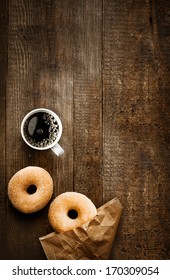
26,185,37,195
67,209,78,219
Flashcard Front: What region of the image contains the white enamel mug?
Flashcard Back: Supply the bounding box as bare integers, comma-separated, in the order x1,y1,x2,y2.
21,108,64,156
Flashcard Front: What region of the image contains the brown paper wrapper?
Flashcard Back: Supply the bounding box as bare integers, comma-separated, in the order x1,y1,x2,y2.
39,197,122,260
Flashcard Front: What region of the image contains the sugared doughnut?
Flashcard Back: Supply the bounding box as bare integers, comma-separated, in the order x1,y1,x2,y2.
48,192,97,232
8,166,53,214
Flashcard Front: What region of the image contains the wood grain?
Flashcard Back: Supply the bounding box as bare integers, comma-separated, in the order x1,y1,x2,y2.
0,0,169,260
6,0,74,259
0,0,8,259
72,0,103,207
103,0,170,259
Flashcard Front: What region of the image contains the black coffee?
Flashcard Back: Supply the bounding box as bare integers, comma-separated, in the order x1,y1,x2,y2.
23,112,59,148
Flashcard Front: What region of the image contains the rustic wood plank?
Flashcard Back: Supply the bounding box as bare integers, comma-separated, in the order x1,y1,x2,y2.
1,0,169,260
72,0,103,207
103,0,170,259
0,0,8,259
6,0,74,259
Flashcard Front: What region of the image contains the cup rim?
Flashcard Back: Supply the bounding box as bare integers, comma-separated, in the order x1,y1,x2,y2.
21,108,62,150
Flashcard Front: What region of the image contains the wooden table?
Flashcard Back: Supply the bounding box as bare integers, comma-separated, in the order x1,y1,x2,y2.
0,0,169,260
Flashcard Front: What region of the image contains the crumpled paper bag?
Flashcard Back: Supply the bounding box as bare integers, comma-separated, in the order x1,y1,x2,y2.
39,197,122,260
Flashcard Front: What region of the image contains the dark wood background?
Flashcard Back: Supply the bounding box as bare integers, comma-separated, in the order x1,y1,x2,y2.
0,0,169,260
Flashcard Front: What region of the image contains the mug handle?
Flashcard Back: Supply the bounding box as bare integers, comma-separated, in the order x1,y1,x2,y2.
51,143,64,156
